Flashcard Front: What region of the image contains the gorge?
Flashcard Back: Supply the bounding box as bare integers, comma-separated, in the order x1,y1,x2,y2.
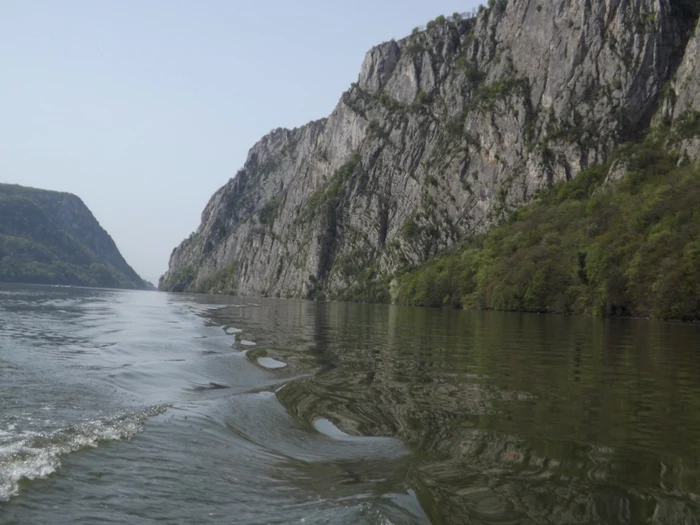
160,0,700,320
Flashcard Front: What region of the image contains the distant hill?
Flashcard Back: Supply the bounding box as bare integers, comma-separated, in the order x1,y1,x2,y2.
0,184,147,289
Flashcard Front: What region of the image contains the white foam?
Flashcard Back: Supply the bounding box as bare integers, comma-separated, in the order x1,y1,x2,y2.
0,405,167,502
257,357,287,369
313,419,355,440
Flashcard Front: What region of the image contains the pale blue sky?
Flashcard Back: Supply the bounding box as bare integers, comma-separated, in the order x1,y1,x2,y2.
0,1,481,283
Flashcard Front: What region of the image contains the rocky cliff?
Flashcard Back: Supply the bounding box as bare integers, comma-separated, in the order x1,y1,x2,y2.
161,0,700,300
0,184,147,289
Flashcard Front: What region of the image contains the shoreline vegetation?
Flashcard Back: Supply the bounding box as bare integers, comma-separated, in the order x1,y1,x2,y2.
391,119,700,322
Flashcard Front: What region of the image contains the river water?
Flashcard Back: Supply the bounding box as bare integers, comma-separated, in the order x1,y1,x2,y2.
1,284,700,524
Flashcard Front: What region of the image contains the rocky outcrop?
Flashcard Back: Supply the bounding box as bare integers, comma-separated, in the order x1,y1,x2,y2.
672,16,700,117
161,0,700,299
668,16,700,160
0,184,147,289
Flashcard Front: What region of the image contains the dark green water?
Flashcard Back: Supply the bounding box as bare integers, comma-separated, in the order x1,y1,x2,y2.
1,284,699,524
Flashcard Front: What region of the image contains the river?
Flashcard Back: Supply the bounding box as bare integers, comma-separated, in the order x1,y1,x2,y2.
1,284,699,524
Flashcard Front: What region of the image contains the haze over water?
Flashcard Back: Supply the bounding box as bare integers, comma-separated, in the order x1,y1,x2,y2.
1,283,700,524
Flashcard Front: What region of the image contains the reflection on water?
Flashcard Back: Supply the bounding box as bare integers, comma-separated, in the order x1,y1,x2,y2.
203,300,700,524
1,285,700,524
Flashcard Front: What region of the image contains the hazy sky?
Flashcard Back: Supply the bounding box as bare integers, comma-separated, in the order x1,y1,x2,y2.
1,1,481,284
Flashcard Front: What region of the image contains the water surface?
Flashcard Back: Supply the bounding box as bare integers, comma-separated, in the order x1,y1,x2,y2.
1,284,699,524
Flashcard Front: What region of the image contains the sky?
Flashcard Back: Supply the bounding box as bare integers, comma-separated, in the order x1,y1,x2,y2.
0,1,482,284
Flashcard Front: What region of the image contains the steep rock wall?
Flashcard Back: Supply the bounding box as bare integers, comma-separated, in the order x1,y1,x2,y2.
161,0,698,299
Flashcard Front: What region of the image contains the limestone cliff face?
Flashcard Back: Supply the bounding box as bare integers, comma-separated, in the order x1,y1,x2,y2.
667,17,700,160
161,0,700,298
673,17,700,117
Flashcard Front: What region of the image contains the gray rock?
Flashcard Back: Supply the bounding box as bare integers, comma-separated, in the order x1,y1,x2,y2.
673,18,700,117
160,0,699,299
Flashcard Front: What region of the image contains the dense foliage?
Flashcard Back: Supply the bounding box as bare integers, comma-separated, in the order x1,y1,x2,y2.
0,187,144,289
394,123,700,321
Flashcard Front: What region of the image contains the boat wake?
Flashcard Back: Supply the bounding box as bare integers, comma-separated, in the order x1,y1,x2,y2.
0,405,168,503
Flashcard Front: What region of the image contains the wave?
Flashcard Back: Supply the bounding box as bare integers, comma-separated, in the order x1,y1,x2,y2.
0,405,168,503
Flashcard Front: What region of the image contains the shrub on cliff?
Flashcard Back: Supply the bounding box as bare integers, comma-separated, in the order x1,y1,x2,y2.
394,125,700,321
